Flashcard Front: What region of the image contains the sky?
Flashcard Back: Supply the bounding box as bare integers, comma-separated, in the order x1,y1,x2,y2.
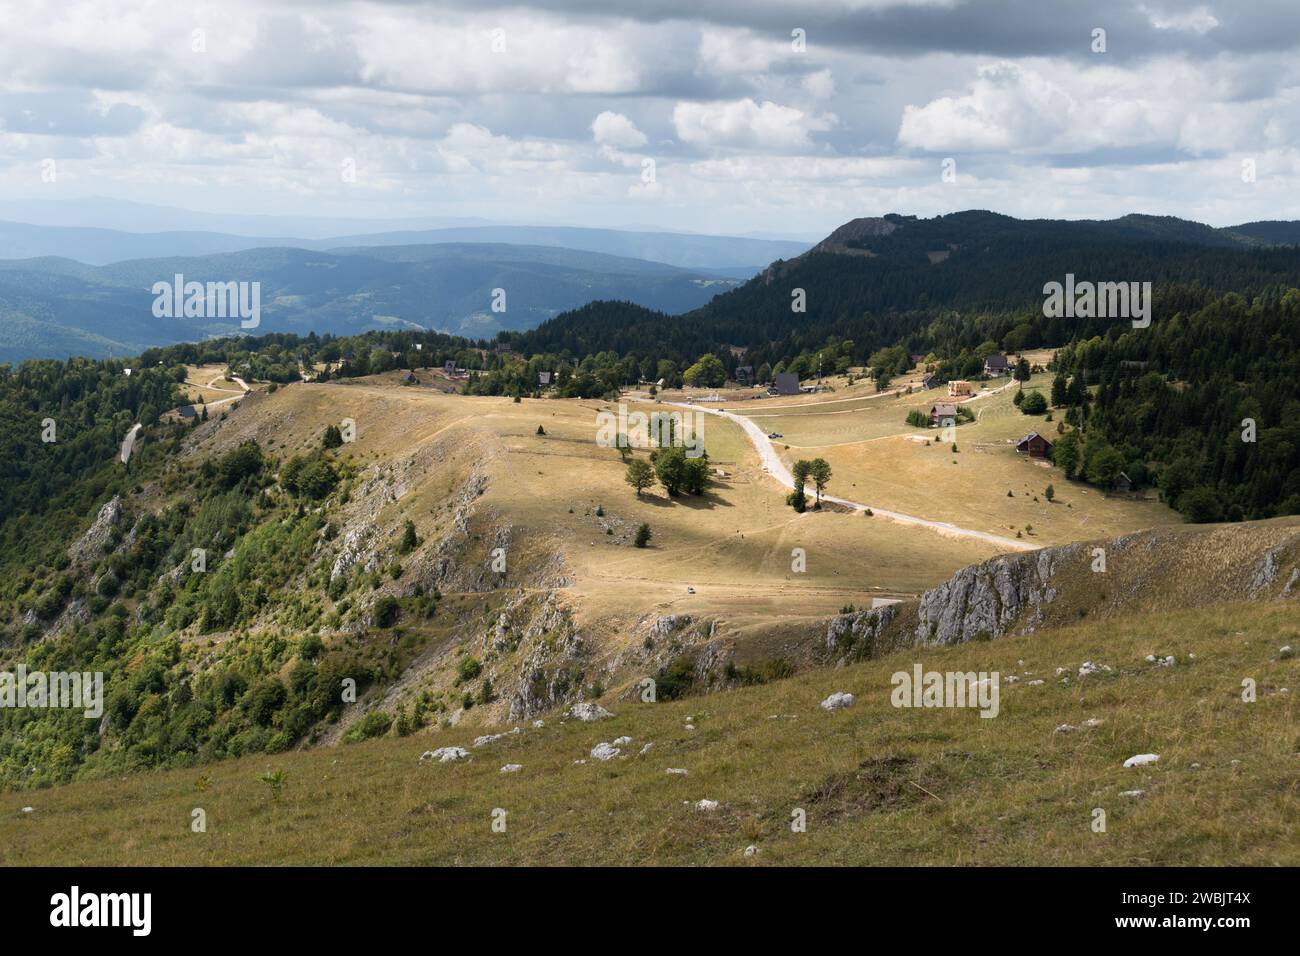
1,0,1298,237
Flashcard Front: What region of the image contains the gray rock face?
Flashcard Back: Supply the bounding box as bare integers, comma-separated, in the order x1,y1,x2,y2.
826,602,898,659
330,527,369,582
914,545,1079,646
649,614,690,638
69,496,122,565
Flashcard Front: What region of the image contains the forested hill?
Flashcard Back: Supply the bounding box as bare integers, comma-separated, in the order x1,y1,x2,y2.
509,211,1300,362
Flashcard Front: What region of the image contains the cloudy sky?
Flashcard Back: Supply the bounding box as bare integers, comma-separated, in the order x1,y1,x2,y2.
1,0,1298,236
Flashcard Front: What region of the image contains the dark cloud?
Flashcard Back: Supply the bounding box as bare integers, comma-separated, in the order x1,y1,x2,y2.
387,0,1300,59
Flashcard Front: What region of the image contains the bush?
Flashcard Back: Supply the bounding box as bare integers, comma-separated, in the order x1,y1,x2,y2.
282,455,339,500
1020,391,1048,414
457,656,482,682
729,657,796,685
634,523,652,548
655,656,696,701
96,571,121,598
246,678,287,727
344,709,393,742
299,633,324,660
372,596,400,628
399,519,418,554
217,440,266,489
1180,486,1223,523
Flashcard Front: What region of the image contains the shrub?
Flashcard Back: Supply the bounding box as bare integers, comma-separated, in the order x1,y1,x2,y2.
457,656,482,683
399,519,418,554
372,596,400,628
1020,391,1048,415
96,571,121,598
655,656,696,701
344,709,393,742
729,657,796,685
634,523,653,548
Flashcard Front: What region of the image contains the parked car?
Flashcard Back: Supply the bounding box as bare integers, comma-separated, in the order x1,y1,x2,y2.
686,586,696,594
768,432,783,439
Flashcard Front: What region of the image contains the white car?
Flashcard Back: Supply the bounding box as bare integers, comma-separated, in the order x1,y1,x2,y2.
686,586,696,594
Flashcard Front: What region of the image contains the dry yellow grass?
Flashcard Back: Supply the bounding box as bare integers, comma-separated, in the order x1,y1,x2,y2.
198,376,1005,643
741,374,1182,547
178,364,250,405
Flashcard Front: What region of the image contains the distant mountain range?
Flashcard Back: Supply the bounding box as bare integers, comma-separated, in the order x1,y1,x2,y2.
0,242,746,364
0,198,810,271
6,206,1300,366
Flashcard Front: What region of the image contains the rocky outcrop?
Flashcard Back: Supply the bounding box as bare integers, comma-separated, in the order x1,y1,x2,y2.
914,544,1081,645
829,520,1300,656
68,496,122,566
826,601,900,662
809,216,898,253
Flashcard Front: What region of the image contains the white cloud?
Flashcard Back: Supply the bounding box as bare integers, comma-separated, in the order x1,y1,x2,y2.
896,57,1292,157
802,69,836,100
1140,4,1221,34
673,97,834,150
1,1,1300,232
591,111,647,148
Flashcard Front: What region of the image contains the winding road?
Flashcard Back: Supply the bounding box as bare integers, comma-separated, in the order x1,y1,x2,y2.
119,423,142,464
198,373,250,409
668,398,1036,552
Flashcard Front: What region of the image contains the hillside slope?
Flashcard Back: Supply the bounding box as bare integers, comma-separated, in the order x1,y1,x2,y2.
829,517,1300,660
5,598,1295,865
3,370,1294,803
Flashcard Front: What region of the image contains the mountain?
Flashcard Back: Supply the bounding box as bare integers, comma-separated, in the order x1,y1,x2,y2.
1223,220,1300,246
513,210,1300,360
0,215,809,272
0,243,742,363
316,226,808,273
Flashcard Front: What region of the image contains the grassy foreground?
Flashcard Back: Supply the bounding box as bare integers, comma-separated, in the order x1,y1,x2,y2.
3,601,1296,866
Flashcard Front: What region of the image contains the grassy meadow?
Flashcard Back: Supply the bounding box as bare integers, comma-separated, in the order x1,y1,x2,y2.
4,600,1294,866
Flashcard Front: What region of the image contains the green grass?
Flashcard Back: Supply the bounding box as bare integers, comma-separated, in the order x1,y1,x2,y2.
4,600,1296,866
